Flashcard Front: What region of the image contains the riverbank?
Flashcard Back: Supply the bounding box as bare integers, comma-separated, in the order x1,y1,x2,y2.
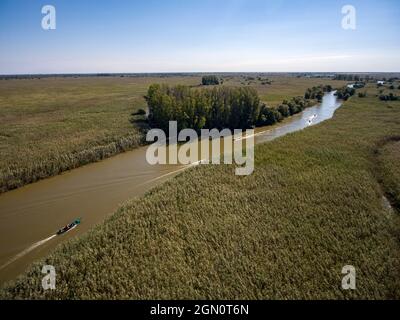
2,84,399,299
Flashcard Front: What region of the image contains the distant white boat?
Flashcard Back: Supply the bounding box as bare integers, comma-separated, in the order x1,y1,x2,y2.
308,114,317,125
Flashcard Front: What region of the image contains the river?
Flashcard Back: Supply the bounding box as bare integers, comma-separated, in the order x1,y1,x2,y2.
0,91,342,284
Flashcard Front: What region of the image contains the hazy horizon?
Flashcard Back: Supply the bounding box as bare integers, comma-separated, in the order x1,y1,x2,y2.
2,71,400,77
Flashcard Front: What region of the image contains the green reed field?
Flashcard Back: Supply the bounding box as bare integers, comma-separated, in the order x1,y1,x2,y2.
377,139,400,211
0,76,192,193
1,84,399,299
0,75,344,194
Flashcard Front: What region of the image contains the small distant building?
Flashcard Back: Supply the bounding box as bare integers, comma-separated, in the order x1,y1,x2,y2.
377,81,385,85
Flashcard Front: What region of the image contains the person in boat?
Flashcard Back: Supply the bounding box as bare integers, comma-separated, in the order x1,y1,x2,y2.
57,218,81,235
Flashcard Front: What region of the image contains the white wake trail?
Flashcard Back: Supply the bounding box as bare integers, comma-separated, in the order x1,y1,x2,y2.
0,234,57,271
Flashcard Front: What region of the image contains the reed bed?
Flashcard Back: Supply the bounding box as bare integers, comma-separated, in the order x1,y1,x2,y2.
1,84,399,299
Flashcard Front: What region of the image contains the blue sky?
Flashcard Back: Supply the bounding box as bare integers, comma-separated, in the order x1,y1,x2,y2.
0,0,399,74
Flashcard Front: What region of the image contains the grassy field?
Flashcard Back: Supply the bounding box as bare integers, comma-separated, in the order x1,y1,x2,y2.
1,84,399,299
224,75,345,107
377,138,400,211
0,75,345,194
0,76,195,193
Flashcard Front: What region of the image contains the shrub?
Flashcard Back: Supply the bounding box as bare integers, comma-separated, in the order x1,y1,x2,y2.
353,82,365,89
202,75,220,86
132,108,146,116
335,86,356,100
278,104,290,117
304,85,330,102
379,93,398,101
257,105,282,126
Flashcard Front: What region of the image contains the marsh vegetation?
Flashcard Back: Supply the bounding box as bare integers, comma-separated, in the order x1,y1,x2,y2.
2,84,399,299
0,75,345,193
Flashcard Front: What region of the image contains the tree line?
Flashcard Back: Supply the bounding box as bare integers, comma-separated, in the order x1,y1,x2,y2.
259,96,312,126
333,74,369,82
145,84,318,133
335,86,356,100
304,85,332,102
146,84,260,132
379,93,398,101
202,75,220,86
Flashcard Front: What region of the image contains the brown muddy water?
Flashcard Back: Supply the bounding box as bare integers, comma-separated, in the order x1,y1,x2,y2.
0,92,341,284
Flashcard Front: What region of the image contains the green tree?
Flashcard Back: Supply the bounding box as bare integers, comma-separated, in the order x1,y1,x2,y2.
202,75,220,86
278,104,290,117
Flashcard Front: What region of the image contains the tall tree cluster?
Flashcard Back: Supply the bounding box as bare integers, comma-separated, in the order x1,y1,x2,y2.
146,84,260,132
146,84,323,133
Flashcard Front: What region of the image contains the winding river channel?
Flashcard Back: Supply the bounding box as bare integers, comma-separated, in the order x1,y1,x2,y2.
0,92,342,284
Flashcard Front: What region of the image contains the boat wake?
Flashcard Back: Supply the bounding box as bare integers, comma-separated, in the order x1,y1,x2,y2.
308,114,318,125
0,235,57,271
